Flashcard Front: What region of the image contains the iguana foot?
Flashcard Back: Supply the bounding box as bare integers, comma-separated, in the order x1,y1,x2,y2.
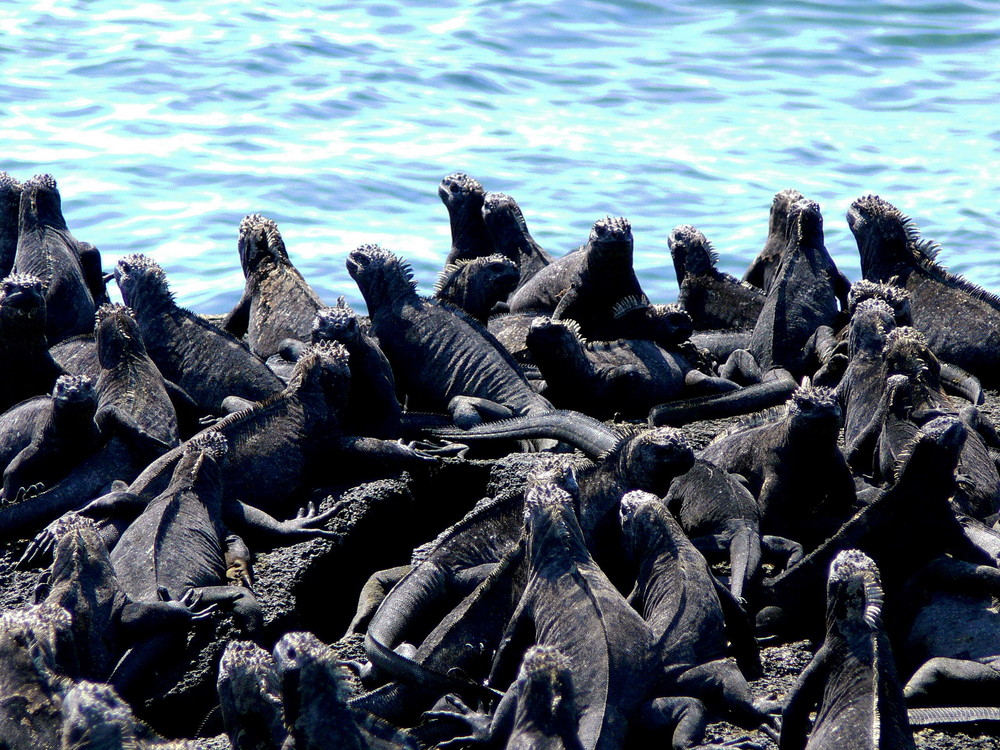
422,694,492,748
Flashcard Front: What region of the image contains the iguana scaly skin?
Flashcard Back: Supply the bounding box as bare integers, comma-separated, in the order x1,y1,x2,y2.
848,193,1000,387
0,171,22,277
0,273,65,413
217,640,286,750
114,253,284,415
779,549,916,750
223,214,325,360
669,224,764,331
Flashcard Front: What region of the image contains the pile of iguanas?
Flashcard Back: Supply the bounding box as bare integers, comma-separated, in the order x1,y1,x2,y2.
1,168,999,748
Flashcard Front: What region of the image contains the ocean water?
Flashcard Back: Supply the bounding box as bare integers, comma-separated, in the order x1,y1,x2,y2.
2,0,998,315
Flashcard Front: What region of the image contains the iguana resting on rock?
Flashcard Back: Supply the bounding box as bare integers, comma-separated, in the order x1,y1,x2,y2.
0,171,21,277
440,172,495,265
114,253,284,415
13,174,106,343
778,549,916,750
434,253,519,323
222,213,325,360
698,386,856,549
619,491,777,732
664,458,803,602
217,640,286,750
742,188,804,294
524,316,738,421
274,630,419,750
1,374,100,505
481,191,554,291
0,273,66,413
507,216,650,340
347,242,557,429
848,193,1000,387
723,199,849,384
669,224,764,332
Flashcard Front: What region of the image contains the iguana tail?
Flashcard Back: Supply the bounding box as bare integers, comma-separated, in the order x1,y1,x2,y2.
908,706,1000,725
728,521,761,602
649,378,797,426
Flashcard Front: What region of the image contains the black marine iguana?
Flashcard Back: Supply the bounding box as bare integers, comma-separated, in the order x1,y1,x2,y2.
778,549,916,750
273,630,419,750
669,224,764,332
0,273,66,413
848,193,1000,387
13,174,105,343
481,190,554,291
1,374,100,504
742,188,804,293
619,491,774,731
222,213,325,360
440,172,495,265
114,253,284,415
347,242,556,427
217,640,286,750
507,216,649,341
697,386,856,548
524,315,738,420
434,253,519,323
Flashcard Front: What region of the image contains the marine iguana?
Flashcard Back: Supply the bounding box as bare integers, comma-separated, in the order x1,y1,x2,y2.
481,191,554,290
0,603,75,750
217,640,286,750
222,213,325,360
619,491,775,729
698,386,856,548
778,549,916,750
13,174,105,343
347,242,556,428
107,432,263,697
59,680,201,749
0,273,66,413
524,316,738,420
0,171,21,277
273,630,419,750
742,188,804,293
440,172,495,265
848,193,1000,387
669,224,764,331
114,253,284,415
93,303,179,450
434,253,519,323
664,458,803,602
1,374,100,504
507,216,649,341
724,199,849,383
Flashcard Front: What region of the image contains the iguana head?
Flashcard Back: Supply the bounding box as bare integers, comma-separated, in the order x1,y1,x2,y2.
826,548,883,633
847,298,896,359
48,514,118,613
238,214,289,274
94,303,147,370
847,278,912,325
621,427,694,497
786,386,841,433
273,631,349,723
523,483,588,564
787,198,824,249
60,680,141,750
526,316,583,359
19,173,68,231
312,297,360,346
589,216,632,258
114,253,172,311
669,224,717,281
518,645,579,734
847,195,916,280
438,172,485,211
618,489,683,561
768,188,805,239
53,374,95,406
0,273,46,330
884,328,948,417
346,243,418,308
526,455,580,500
218,640,283,744
482,191,530,238
295,339,351,413
891,414,965,490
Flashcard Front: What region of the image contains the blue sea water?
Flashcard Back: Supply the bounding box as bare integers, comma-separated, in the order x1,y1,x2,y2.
2,0,998,315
